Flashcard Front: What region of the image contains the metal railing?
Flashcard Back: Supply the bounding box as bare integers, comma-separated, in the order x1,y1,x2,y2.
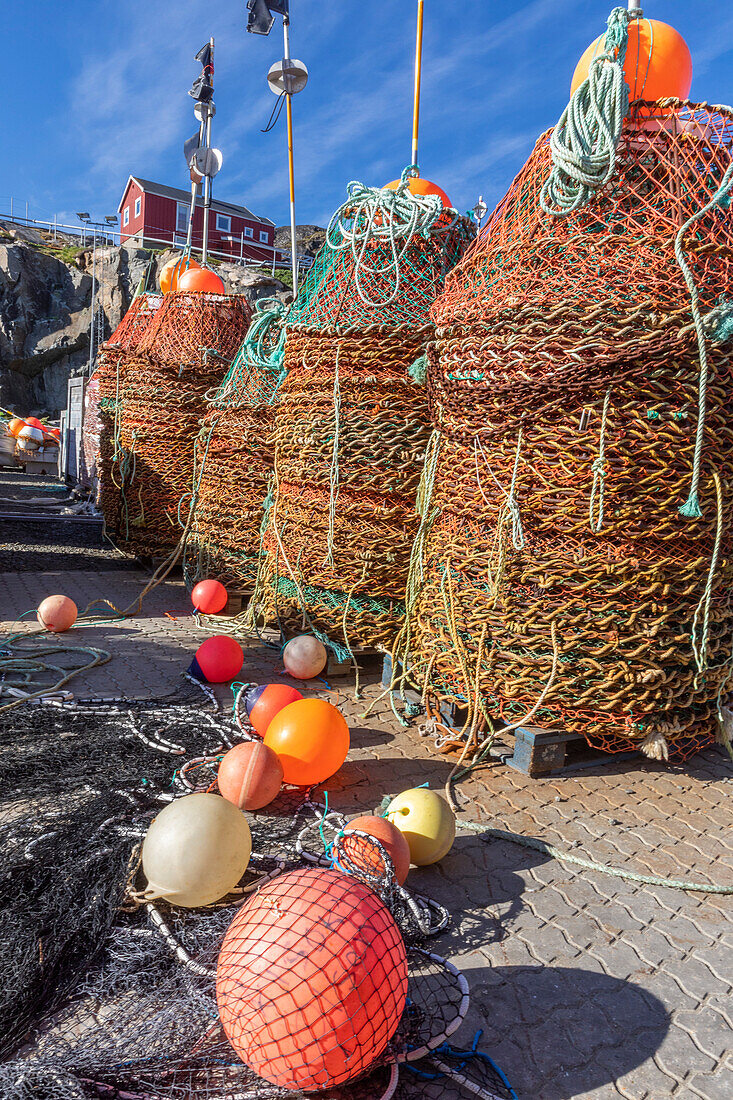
0,209,313,273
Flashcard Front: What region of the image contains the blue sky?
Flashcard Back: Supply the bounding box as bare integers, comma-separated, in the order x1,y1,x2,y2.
6,1,733,232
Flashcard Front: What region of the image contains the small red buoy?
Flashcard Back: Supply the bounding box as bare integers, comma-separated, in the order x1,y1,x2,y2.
189,635,244,683
191,579,228,615
383,175,452,208
177,266,226,295
218,742,284,811
244,682,304,737
37,595,78,633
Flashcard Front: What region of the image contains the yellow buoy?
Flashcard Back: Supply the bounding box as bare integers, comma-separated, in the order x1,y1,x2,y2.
385,787,455,866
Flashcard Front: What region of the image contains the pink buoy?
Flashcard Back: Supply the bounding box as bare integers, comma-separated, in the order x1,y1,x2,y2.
37,595,78,633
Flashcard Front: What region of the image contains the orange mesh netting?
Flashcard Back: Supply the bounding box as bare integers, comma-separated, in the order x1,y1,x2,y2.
186,298,287,592
252,171,475,653
99,293,252,558
396,101,733,762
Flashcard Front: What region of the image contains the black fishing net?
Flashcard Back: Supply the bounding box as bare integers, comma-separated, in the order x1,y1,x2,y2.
0,686,515,1100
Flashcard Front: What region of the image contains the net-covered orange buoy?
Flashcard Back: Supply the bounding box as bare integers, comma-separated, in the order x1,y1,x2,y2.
570,18,692,102
177,265,226,295
216,867,408,1090
383,175,452,208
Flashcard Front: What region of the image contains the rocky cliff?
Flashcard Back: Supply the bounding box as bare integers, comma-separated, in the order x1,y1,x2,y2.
0,227,300,417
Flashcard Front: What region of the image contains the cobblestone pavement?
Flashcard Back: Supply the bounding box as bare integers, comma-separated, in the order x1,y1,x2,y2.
2,548,732,1099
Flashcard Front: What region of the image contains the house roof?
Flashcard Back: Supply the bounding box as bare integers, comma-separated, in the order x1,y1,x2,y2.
118,175,274,226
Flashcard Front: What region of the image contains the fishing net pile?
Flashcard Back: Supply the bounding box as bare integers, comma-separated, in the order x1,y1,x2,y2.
0,693,515,1100
395,101,733,762
97,293,163,535
79,375,102,493
100,292,252,558
251,171,474,654
186,297,288,593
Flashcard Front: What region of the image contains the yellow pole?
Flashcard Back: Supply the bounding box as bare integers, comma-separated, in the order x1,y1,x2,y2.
412,0,424,171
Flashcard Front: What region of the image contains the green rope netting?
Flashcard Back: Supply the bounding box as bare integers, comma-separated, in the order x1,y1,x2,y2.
286,166,474,333
212,297,287,408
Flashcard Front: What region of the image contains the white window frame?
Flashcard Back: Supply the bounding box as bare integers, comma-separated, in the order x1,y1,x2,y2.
123,206,129,227
176,202,189,234
243,226,254,239
259,230,269,243
216,213,231,233
173,234,187,249
134,196,141,218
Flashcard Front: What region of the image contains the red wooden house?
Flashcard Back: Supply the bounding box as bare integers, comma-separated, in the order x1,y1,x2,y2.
117,176,276,262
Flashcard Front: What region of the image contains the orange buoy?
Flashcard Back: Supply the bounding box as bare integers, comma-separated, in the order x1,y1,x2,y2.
160,256,200,295
218,741,284,811
341,815,412,885
8,418,24,438
264,698,349,786
37,595,78,633
177,265,226,295
216,867,408,1090
244,682,303,737
383,175,452,208
570,19,692,102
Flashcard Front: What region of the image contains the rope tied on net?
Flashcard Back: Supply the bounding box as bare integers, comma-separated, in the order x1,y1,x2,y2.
690,469,725,683
325,164,448,307
325,346,341,566
589,388,612,533
676,161,733,519
215,296,288,407
540,5,638,217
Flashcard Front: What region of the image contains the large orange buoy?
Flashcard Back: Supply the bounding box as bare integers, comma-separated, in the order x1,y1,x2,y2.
216,867,408,1090
8,418,24,438
264,698,349,786
570,19,692,102
383,175,452,209
160,256,201,295
177,265,226,295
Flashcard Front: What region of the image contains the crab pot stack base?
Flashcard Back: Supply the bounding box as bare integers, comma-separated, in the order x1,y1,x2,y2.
187,301,286,592
100,292,251,558
254,180,474,652
97,292,163,536
259,327,431,648
403,103,733,762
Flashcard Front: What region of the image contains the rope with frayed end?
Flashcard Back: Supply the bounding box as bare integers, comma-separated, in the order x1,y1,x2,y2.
541,6,638,217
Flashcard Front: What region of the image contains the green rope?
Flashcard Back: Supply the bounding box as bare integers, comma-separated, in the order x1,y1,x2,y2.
408,352,428,386
325,164,451,307
215,296,287,407
541,6,637,217
676,162,733,519
460,821,733,894
703,296,733,345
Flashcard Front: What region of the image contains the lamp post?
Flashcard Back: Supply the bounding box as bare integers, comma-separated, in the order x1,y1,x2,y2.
77,214,118,374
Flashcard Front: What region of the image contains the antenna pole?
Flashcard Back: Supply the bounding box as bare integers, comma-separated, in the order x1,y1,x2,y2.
412,0,425,171
201,36,215,265
283,13,298,296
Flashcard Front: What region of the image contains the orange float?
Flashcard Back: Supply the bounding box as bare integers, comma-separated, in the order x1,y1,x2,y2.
37,595,78,632
160,256,200,295
218,741,284,811
8,418,25,438
383,175,452,208
177,265,225,295
216,867,408,1090
340,815,411,885
571,19,692,102
263,698,349,786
